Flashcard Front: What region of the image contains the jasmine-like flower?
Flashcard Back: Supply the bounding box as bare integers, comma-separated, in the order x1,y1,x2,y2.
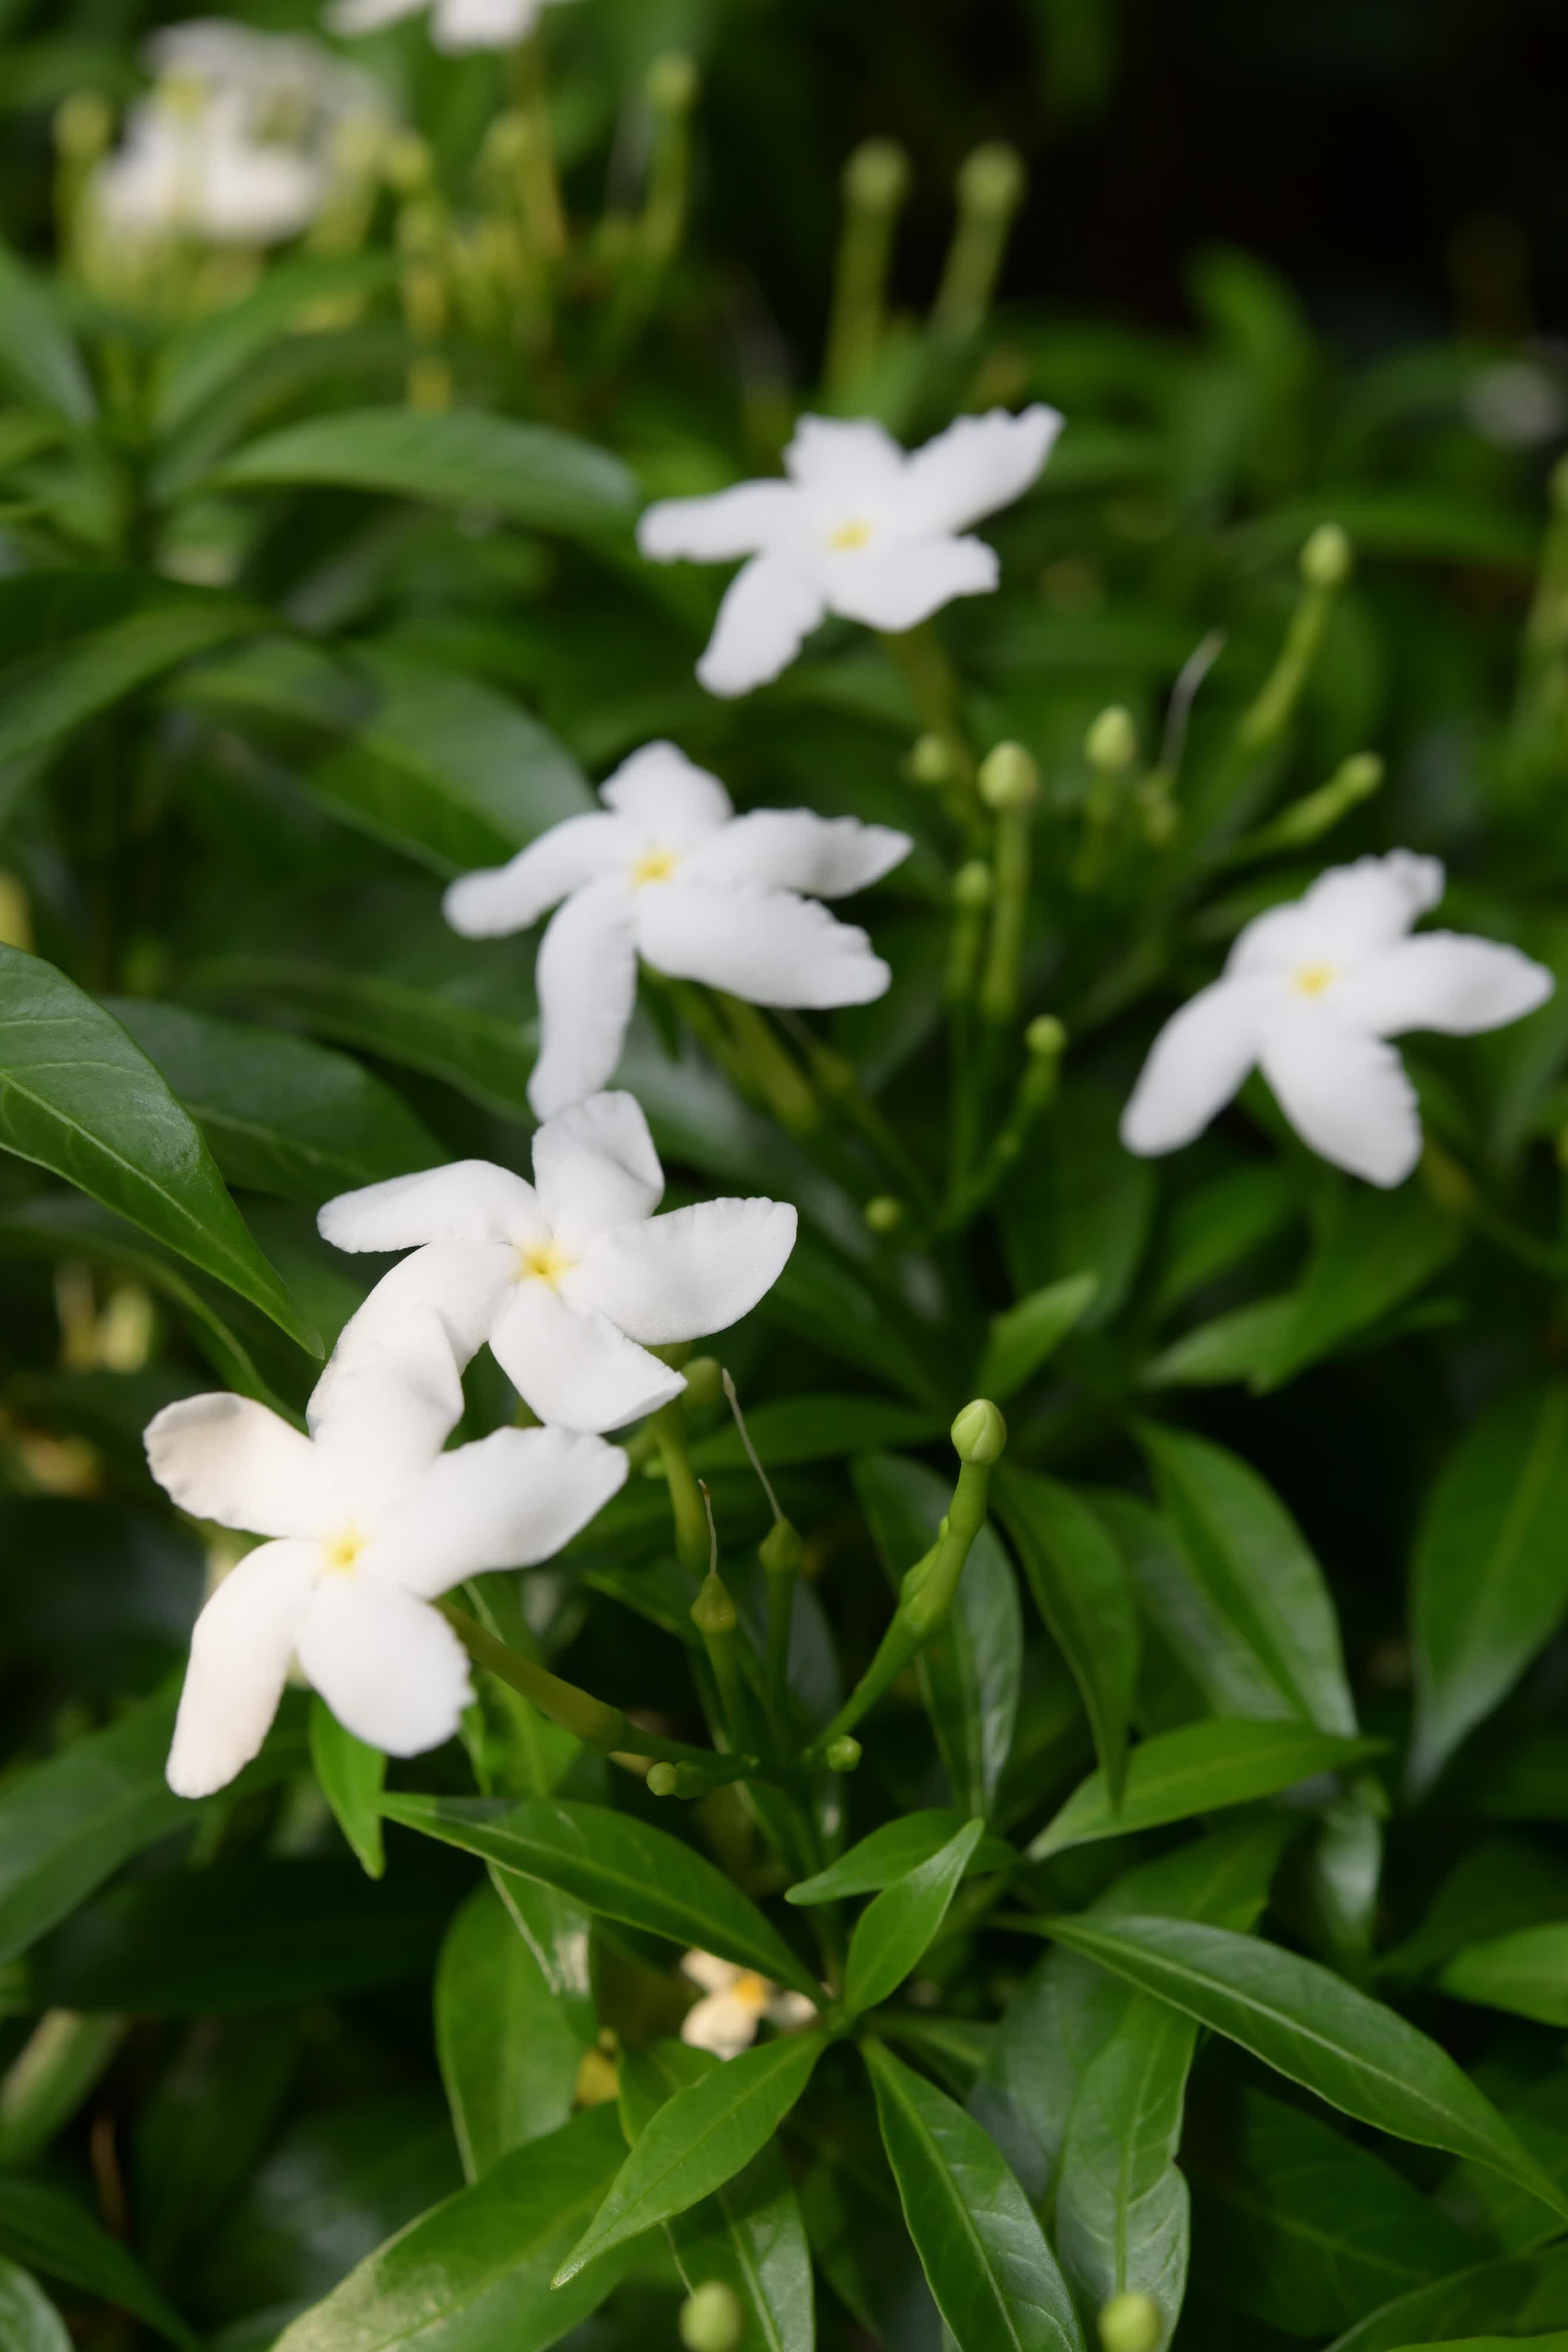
93,87,326,246
149,19,387,128
636,407,1063,697
328,0,578,54
680,1952,817,2060
445,741,910,1118
148,1324,626,1797
319,1090,798,1433
1121,851,1553,1185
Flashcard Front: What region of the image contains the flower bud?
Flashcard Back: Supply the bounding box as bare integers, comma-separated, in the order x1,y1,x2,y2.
680,2281,745,2352
383,131,433,196
951,1399,1007,1465
953,860,994,911
865,1194,905,1235
760,1518,805,1577
1337,750,1383,801
1085,706,1136,773
957,141,1026,220
54,92,112,163
647,1762,680,1798
691,1571,738,1638
844,138,911,215
825,1735,862,1773
978,742,1039,812
1300,522,1352,590
911,732,954,787
1025,1013,1066,1061
647,51,700,112
683,1356,724,1407
1098,2291,1162,2352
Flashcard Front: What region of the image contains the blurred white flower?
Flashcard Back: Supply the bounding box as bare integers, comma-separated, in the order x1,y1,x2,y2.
93,88,327,246
445,741,910,1117
1121,851,1553,1186
1465,359,1566,451
637,406,1063,697
680,1952,817,2060
149,18,388,129
327,0,579,55
148,1321,625,1795
319,1090,798,1433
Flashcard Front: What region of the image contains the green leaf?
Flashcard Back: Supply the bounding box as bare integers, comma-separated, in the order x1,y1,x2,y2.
1383,2340,1568,2351
554,2032,827,2287
1438,1926,1568,2026
1029,1719,1387,1861
308,1699,386,1880
1409,1384,1568,1793
214,406,638,537
865,2040,1085,2352
1253,1184,1460,1391
999,1080,1154,1329
788,1810,1016,1906
994,1469,1139,1803
1040,1912,1568,2216
1149,1164,1297,1317
1137,1421,1356,1733
383,1795,820,1999
976,1272,1099,1402
151,253,395,436
0,2257,71,2352
1379,1843,1568,1980
104,999,442,1204
490,1867,597,2047
131,2014,300,2277
1139,1298,1296,1389
688,1394,944,1475
1325,2245,1568,2351
845,1819,986,2016
0,2178,195,2348
0,948,317,1351
0,576,263,768
436,1880,586,2181
854,1455,1021,1815
270,2104,635,2352
0,238,95,423
1094,1489,1311,1722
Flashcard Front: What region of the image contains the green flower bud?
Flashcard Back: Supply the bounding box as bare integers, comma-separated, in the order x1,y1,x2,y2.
1300,521,1352,590
957,141,1026,220
1025,1013,1066,1060
383,131,433,195
954,860,994,910
1097,2290,1162,2352
647,51,700,112
683,1356,724,1407
951,1399,1007,1465
760,1518,805,1576
1337,750,1384,801
647,1762,680,1798
825,1735,862,1773
54,92,112,163
978,741,1039,813
680,2281,745,2352
1085,705,1136,773
865,1194,906,1235
844,138,911,214
911,731,954,787
691,1571,738,1638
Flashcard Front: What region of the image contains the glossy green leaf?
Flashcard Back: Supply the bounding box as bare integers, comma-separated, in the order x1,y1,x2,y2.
0,2256,71,2352
0,577,263,768
0,948,317,1349
689,1394,944,1475
1253,1184,1460,1391
1409,1384,1568,1793
383,1795,820,1999
215,406,638,536
999,1080,1154,1329
787,1810,1016,1906
1379,1842,1568,1980
977,1272,1099,1402
1139,1298,1296,1389
1149,1164,1297,1317
1325,2246,1568,2351
309,1699,386,1880
1041,1912,1568,2215
489,1867,597,2047
1094,1489,1306,1722
1137,1420,1356,1733
152,253,394,435
554,2031,827,2286
436,1880,586,2181
866,2040,1085,2352
0,2012,127,2169
271,2104,634,2351
1029,1719,1386,1860
131,2014,301,2277
0,2177,195,2347
0,239,95,423
845,1819,986,2016
1438,1926,1568,2026
994,1469,1138,1802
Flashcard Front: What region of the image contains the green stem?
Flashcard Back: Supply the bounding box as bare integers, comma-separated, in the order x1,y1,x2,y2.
979,803,1032,1027
881,626,978,806
511,34,566,260
717,996,820,1134
650,1396,710,1578
826,141,910,391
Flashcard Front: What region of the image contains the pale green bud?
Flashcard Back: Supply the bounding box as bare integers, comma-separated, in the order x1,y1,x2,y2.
647,1762,680,1798
383,131,433,195
683,1356,724,1407
911,731,954,787
691,1571,738,1638
825,1735,862,1773
1300,521,1353,590
760,1518,805,1576
954,860,994,910
978,741,1039,812
1025,1014,1067,1060
957,141,1025,219
1336,750,1384,800
951,1399,1007,1465
647,52,700,112
844,138,910,214
54,92,112,163
865,1194,906,1235
680,2281,745,2352
1085,705,1136,773
1097,2290,1162,2352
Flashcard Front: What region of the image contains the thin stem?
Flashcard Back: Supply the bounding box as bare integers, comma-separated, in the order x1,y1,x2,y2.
650,1394,711,1578
881,626,978,807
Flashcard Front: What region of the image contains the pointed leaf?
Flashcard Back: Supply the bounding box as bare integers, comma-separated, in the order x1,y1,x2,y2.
0,240,94,423
0,2257,71,2352
1438,1926,1568,2027
788,1811,1015,1906
1325,2245,1568,2351
0,578,263,768
994,1469,1138,1802
1253,1183,1459,1391
0,2179,195,2348
309,1698,386,1880
436,1880,586,2181
977,1273,1099,1403
845,1819,986,2017
1029,1719,1386,1861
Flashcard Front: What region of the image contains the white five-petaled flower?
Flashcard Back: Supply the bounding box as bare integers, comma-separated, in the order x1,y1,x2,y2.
679,1953,817,2060
327,0,577,54
636,407,1063,697
147,1323,626,1797
93,88,326,247
1121,851,1554,1186
319,1090,798,1434
444,741,911,1119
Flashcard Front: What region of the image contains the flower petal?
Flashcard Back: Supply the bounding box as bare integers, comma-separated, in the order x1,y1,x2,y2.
681,1990,761,2060
430,0,540,49
765,1991,820,2032
898,405,1064,534
637,482,798,562
783,417,905,492
529,878,639,1120
1230,851,1446,978
362,1425,628,1596
635,880,891,1007
683,810,912,900
598,742,733,843
443,813,624,938
306,1308,469,1496
327,0,427,29
1260,1006,1421,1187
297,1582,473,1757
682,1951,741,1994
1332,933,1554,1038
146,1395,327,1538
1120,980,1270,1156
318,1162,544,1252
824,535,998,633
696,556,825,699
166,1540,320,1797
531,1091,665,1253
570,1198,798,1347
326,1242,518,1389
491,1282,683,1432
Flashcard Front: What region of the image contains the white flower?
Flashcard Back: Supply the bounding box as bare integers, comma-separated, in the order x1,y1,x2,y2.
636,407,1063,697
319,1090,798,1434
149,19,388,129
680,1953,817,2060
327,0,577,55
93,88,326,247
444,741,911,1118
148,1319,626,1796
1121,851,1554,1186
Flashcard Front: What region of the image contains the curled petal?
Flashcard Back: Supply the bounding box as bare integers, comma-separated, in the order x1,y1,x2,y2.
682,1950,741,1994
824,536,998,633
783,417,904,492
306,1307,469,1494
1231,852,1446,977
146,1395,327,1539
327,0,427,28
443,813,624,939
636,880,890,1008
532,1091,665,1253
1332,933,1554,1038
167,1540,319,1797
318,1162,544,1252
696,556,825,699
599,743,733,843
570,1198,798,1347
297,1583,473,1757
363,1425,628,1596
430,0,543,48
683,810,912,900
898,405,1064,536
1120,980,1269,1157
529,878,639,1121
492,1282,683,1433
326,1242,517,1389
637,482,798,563
1261,1007,1422,1187
681,1990,762,2060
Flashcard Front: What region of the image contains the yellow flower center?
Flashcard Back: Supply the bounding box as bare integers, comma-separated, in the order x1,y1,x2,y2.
631,846,680,887
1292,961,1337,998
324,1528,366,1575
731,1972,770,2015
828,518,873,551
517,1239,576,1287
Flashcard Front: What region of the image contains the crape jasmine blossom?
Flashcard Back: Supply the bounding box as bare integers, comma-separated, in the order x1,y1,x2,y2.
679,1952,817,2060
328,0,579,54
444,741,910,1118
93,86,327,246
1121,850,1553,1185
637,407,1062,696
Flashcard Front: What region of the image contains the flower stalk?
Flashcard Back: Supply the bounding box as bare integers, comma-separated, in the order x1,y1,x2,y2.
931,142,1025,342
826,138,910,391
